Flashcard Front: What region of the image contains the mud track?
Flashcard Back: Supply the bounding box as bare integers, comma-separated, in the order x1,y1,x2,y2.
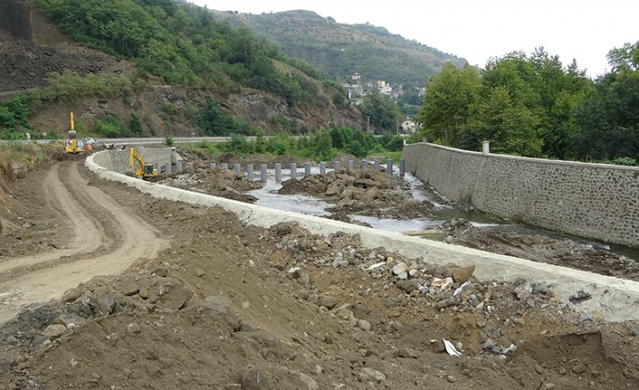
0,162,167,324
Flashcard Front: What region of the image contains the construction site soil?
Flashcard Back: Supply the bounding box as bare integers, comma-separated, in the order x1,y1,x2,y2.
1,155,639,390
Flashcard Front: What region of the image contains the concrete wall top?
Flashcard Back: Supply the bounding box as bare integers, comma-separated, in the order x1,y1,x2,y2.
86,154,639,323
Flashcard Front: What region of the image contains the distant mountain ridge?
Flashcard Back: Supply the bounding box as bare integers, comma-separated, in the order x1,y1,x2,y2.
210,9,467,87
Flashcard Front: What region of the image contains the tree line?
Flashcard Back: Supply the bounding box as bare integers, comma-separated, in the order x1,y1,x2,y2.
416,43,639,165
33,0,328,108
196,127,405,163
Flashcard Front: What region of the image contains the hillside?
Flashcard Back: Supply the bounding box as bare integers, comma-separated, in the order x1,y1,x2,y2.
0,0,360,139
211,9,467,87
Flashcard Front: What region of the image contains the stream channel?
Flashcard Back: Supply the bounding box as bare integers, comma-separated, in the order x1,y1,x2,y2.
245,166,639,262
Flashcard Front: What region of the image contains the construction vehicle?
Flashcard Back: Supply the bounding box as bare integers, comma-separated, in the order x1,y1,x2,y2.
129,148,158,180
65,112,85,154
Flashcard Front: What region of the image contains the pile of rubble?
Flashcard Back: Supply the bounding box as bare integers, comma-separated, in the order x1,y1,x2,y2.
278,168,434,219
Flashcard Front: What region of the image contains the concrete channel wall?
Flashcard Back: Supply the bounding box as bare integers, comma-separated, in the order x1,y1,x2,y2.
86,152,639,322
402,142,639,248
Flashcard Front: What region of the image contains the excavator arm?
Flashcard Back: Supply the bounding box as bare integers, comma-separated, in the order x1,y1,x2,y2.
65,112,85,154
129,148,158,179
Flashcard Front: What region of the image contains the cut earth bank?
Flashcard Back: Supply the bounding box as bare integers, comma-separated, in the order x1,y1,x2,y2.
0,154,636,389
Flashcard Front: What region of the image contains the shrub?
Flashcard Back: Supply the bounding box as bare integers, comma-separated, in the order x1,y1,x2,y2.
95,115,130,138
225,133,253,155
267,132,292,155
609,157,638,166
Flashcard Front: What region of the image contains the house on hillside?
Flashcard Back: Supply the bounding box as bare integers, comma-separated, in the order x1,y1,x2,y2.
351,72,361,80
402,119,420,133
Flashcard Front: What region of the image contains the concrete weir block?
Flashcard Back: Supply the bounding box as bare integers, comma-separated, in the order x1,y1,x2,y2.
86,152,639,323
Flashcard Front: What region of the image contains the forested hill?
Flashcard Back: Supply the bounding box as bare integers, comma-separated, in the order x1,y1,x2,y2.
210,9,467,88
0,0,362,138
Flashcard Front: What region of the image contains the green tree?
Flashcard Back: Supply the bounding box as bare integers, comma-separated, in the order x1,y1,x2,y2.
415,63,480,147
572,70,639,161
468,86,542,156
225,133,253,155
529,49,592,159
130,112,143,136
359,92,402,133
606,41,639,73
305,131,335,161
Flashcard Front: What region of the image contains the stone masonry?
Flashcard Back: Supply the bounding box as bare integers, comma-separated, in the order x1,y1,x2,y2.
402,142,639,248
92,148,173,173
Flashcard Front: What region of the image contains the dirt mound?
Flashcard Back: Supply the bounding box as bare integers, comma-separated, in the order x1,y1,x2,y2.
279,167,434,219
439,218,639,281
157,163,263,203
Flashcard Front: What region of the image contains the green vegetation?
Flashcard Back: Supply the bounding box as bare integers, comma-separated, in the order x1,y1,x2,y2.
218,10,465,86
94,114,132,138
0,96,31,139
359,92,403,134
416,44,639,164
27,70,138,106
130,113,143,137
190,128,406,162
34,0,326,107
199,97,253,136
0,0,356,140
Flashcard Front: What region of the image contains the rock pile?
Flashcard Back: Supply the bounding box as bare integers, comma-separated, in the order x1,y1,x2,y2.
279,168,434,219
159,165,263,203
262,222,592,358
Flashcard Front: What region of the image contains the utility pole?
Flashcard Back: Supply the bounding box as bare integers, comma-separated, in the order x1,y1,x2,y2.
367,116,370,134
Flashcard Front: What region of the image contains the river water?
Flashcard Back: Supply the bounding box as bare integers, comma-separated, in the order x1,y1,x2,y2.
246,167,639,262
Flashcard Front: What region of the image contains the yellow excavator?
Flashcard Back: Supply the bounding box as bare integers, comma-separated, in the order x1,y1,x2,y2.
129,147,158,180
65,112,85,154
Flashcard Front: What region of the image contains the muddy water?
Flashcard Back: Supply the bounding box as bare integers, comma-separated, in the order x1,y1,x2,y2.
247,168,639,262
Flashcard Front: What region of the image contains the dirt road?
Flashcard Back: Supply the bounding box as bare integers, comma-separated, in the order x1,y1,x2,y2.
0,162,167,324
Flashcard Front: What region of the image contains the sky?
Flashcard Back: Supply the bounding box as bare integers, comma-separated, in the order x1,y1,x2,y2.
188,0,639,79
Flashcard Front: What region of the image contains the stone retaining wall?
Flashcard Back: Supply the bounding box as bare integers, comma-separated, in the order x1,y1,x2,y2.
92,148,174,173
402,142,639,248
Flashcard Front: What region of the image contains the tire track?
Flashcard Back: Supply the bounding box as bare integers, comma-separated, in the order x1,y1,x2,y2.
0,164,102,276
0,162,168,324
